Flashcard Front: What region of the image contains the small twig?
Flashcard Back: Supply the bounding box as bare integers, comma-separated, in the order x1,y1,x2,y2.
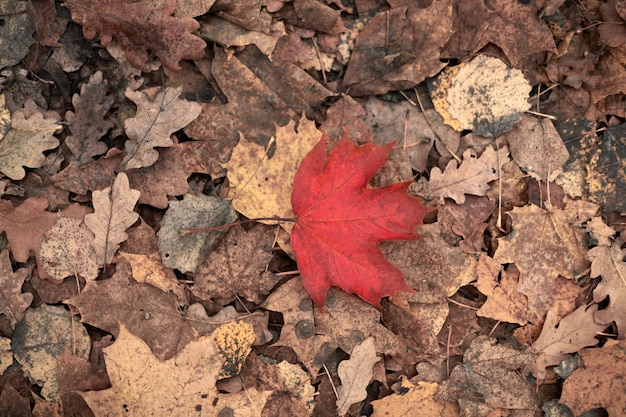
179,217,297,235
323,363,339,400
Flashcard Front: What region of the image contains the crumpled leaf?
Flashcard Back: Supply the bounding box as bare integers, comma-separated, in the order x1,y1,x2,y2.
84,172,140,266
0,249,32,329
120,86,202,170
213,321,255,379
336,337,380,416
64,0,206,70
532,304,605,380
39,217,98,282
78,324,223,416
416,145,509,204
559,338,626,416
11,304,90,401
445,55,531,137
291,135,432,307
0,110,60,180
588,237,626,338
224,116,321,224
65,71,114,167
371,377,459,417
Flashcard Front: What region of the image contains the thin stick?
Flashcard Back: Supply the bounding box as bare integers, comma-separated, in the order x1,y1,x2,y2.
323,363,339,400
179,217,297,235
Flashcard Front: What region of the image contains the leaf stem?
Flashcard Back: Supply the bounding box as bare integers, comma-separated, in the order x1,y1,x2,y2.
178,217,297,235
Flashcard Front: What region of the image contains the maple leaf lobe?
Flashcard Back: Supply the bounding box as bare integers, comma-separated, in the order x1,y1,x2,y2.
291,135,432,308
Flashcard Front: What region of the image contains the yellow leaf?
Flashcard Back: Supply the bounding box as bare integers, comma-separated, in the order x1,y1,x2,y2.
213,321,255,379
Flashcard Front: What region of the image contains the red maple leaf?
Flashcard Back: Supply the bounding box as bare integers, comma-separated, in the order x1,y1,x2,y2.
291,135,433,308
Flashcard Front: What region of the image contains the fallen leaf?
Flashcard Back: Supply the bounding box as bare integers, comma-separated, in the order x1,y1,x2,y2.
65,259,197,360
445,55,531,137
120,251,183,298
504,115,570,181
291,135,432,307
64,71,114,167
493,200,598,319
213,321,255,379
586,122,626,212
0,110,60,180
336,337,380,416
371,377,459,417
559,339,626,416
532,304,605,380
438,196,495,253
64,0,206,70
39,217,98,282
0,0,35,70
0,249,32,329
588,237,626,338
120,86,202,170
0,336,11,375
79,324,223,416
84,172,140,266
275,361,316,413
224,116,321,224
157,194,237,273
437,336,536,417
11,304,90,401
416,146,509,205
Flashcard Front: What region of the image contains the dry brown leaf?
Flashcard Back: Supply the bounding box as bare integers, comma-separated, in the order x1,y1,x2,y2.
371,377,459,417
416,145,509,204
119,251,184,299
588,237,626,338
0,249,32,329
532,304,605,380
336,337,379,416
0,110,60,180
78,324,224,416
120,86,202,170
559,339,626,416
39,217,98,282
84,173,140,266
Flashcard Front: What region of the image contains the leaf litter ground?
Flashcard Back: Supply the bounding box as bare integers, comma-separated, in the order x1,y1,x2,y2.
1,0,626,416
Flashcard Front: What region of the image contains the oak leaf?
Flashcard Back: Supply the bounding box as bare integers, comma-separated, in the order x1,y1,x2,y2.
65,71,114,167
417,146,509,204
63,0,206,70
84,173,140,266
291,136,432,307
0,110,60,180
532,304,605,380
336,337,380,416
39,217,99,282
120,86,202,170
0,249,32,329
588,237,626,338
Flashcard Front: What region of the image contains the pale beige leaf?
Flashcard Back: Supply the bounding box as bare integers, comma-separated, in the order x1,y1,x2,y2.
39,217,98,282
121,86,202,170
532,304,605,379
420,145,509,204
336,337,380,416
589,237,626,338
224,115,321,225
0,249,32,329
446,55,531,137
277,361,316,413
79,324,224,416
84,173,140,266
0,110,60,180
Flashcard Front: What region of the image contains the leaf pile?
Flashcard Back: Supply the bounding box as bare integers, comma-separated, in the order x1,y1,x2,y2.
0,0,625,416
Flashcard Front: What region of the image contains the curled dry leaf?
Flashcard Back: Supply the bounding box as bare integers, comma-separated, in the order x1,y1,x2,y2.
84,172,140,266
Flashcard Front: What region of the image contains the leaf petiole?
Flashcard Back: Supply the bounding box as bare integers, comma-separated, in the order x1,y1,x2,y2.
178,217,297,235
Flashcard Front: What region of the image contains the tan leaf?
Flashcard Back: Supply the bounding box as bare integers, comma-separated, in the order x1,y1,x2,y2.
371,377,458,417
276,361,316,413
119,251,183,298
417,145,509,204
84,173,140,266
79,324,224,416
532,304,605,380
504,115,570,181
336,337,380,416
39,217,98,282
224,115,321,225
0,249,33,329
589,237,626,338
120,86,202,170
446,55,531,137
0,110,60,180
213,321,255,379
